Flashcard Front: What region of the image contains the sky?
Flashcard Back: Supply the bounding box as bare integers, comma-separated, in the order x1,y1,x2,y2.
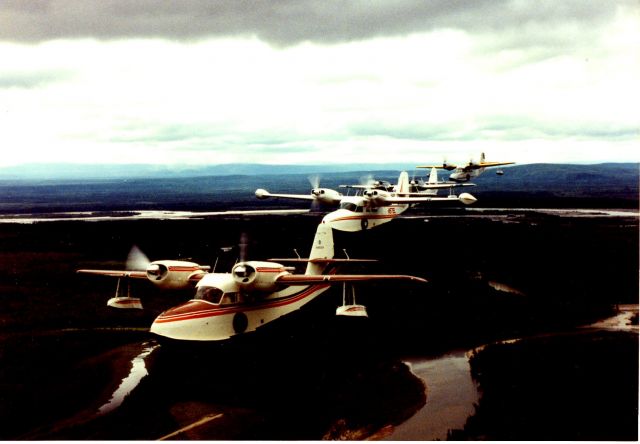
0,0,638,167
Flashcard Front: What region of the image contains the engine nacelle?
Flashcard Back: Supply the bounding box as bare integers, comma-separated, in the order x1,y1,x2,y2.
311,188,342,205
231,261,289,292
146,260,207,289
364,189,391,206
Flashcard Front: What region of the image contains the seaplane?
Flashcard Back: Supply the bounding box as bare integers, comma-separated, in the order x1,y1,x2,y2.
322,171,477,232
256,171,477,231
417,152,515,182
77,223,427,342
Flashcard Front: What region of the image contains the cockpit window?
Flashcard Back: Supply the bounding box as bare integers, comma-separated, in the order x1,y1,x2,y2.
220,292,240,305
340,202,357,211
195,286,224,304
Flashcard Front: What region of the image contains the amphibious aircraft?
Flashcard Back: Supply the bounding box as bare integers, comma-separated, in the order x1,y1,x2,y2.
256,170,476,231
417,152,515,182
77,223,426,342
408,167,476,195
256,169,472,207
322,171,476,232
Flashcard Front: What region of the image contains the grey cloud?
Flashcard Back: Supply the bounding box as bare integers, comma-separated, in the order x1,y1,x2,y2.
349,116,639,143
0,0,630,47
0,70,73,89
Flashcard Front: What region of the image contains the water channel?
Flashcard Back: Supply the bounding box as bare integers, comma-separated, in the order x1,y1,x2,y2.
384,304,638,440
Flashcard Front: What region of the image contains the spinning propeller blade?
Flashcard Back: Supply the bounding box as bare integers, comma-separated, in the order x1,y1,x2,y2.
239,232,249,263
308,174,320,190
126,245,150,271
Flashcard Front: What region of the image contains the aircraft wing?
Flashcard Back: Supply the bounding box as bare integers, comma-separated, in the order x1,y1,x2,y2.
378,195,476,205
276,274,427,285
410,183,476,190
461,161,515,171
415,165,457,169
478,161,515,167
255,189,316,201
76,269,206,283
77,269,149,278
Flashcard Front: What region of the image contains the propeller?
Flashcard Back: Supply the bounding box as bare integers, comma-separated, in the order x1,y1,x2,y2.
308,174,323,211
238,232,249,263
126,245,150,271
359,173,375,189
308,174,321,191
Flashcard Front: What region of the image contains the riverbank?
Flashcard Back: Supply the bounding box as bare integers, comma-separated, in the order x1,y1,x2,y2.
450,311,638,440
384,305,639,440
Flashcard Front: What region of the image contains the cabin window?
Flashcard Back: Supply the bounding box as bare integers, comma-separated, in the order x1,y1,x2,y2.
340,202,357,211
195,286,224,304
355,206,364,213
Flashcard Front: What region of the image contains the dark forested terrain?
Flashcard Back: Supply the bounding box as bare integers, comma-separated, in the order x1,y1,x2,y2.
0,165,637,439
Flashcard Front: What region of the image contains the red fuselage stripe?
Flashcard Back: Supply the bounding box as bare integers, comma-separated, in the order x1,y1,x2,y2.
329,214,397,222
168,266,200,272
154,284,329,323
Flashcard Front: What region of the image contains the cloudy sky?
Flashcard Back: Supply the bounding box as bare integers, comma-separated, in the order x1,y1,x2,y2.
0,1,638,167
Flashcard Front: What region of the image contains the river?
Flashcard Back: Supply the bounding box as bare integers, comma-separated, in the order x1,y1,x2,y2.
384,304,638,440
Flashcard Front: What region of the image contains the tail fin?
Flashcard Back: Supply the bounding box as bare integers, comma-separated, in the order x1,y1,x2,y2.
480,152,486,163
305,223,334,275
396,171,410,194
427,167,438,184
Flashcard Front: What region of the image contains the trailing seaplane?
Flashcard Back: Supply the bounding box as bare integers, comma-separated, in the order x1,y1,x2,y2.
322,171,477,232
417,152,515,182
408,167,477,195
77,224,426,342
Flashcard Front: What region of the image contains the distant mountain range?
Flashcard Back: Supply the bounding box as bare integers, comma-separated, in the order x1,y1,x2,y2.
0,162,637,213
0,162,423,180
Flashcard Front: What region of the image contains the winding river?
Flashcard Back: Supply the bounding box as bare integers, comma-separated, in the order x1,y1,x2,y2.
384,304,638,440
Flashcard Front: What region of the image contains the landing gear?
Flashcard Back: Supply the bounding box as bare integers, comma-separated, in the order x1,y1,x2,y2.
107,277,143,309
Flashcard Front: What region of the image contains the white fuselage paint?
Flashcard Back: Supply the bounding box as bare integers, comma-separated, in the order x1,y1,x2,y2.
149,282,331,341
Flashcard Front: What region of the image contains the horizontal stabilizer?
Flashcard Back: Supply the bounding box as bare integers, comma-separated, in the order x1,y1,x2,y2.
267,258,377,264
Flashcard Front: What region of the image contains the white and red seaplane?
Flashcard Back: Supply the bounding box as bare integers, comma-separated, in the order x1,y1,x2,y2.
417,152,515,182
322,171,477,232
257,171,477,232
77,224,426,342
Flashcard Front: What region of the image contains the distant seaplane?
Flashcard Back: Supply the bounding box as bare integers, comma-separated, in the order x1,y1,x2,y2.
256,171,477,232
417,152,515,182
77,224,426,342
321,171,477,232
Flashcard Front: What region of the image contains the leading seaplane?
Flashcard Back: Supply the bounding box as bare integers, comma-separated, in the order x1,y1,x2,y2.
77,224,426,342
256,171,477,232
417,152,515,182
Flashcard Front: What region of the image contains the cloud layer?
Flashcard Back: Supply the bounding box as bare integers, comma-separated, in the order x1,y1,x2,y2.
0,1,638,166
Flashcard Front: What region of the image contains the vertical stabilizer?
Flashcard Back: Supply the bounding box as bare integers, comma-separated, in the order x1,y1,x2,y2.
305,223,334,275
396,171,410,194
427,167,438,184
480,152,486,163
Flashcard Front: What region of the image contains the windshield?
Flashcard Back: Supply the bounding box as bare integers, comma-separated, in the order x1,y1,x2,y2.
195,286,224,304
340,202,357,211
